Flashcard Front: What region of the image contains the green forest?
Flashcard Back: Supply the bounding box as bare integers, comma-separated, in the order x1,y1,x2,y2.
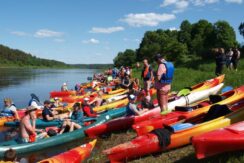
114,19,244,67
0,44,70,68
0,44,112,69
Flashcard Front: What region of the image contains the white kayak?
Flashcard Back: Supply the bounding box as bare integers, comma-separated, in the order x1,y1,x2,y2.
106,94,128,103
168,83,224,111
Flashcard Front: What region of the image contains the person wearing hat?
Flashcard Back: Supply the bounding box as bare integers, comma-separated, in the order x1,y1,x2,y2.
126,94,148,116
82,98,97,117
42,100,60,121
1,98,19,120
29,93,43,110
61,82,68,91
19,106,38,143
154,54,174,113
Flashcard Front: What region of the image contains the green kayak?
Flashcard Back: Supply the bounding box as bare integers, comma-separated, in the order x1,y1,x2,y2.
0,107,126,158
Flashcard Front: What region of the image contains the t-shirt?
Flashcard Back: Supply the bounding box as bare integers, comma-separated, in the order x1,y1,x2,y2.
71,110,84,124
42,107,54,121
126,103,139,116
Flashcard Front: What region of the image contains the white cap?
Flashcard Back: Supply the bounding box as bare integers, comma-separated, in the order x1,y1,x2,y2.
54,97,59,100
128,94,136,100
145,95,151,101
84,97,89,101
63,83,67,86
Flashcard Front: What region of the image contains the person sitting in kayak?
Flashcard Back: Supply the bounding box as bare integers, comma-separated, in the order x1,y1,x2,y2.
42,100,60,121
51,97,67,108
130,78,140,94
126,94,148,116
29,93,43,110
0,98,20,120
89,91,106,107
19,106,47,143
82,98,98,118
121,75,131,89
61,82,68,91
59,103,82,134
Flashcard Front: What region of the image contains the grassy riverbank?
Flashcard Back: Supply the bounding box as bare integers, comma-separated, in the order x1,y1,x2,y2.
89,59,244,163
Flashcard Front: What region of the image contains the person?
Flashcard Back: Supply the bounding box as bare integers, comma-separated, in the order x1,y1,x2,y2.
19,106,46,143
89,91,105,107
141,95,154,110
225,48,233,69
154,54,174,113
42,100,60,121
126,94,148,116
61,83,68,91
51,97,67,108
215,48,226,76
119,67,126,80
112,67,119,79
28,93,43,110
231,48,241,71
4,148,17,162
121,75,131,89
141,59,154,96
1,98,19,120
82,98,98,117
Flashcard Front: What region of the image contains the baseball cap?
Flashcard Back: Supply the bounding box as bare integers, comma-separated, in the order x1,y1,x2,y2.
128,94,136,100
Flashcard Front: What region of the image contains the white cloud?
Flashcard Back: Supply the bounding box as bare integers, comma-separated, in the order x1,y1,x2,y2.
82,38,100,44
123,38,140,42
89,26,124,34
192,0,219,6
34,29,63,38
10,31,29,37
225,0,242,3
120,13,176,27
169,27,179,31
54,38,65,43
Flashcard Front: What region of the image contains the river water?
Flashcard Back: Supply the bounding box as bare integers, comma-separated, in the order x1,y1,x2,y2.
0,68,99,162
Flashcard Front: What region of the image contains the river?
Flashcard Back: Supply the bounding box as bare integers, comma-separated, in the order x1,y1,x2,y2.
0,68,99,162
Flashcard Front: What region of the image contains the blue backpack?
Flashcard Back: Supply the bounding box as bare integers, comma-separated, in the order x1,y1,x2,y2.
160,62,174,84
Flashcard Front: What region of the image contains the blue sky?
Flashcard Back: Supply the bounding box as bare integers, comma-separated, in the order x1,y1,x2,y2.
0,0,243,64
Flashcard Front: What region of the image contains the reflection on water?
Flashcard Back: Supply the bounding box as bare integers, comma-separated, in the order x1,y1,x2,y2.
0,68,98,108
0,68,99,161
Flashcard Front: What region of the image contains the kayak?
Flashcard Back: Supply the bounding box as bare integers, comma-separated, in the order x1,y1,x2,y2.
167,83,223,111
192,121,244,159
0,107,126,158
133,85,244,136
50,90,77,98
190,75,224,92
85,83,223,137
38,139,97,163
103,101,244,162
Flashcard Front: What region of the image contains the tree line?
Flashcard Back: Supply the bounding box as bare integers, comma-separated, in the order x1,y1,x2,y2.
114,19,244,67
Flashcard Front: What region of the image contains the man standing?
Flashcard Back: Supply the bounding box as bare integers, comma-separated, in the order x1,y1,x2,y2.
154,54,174,113
141,59,154,97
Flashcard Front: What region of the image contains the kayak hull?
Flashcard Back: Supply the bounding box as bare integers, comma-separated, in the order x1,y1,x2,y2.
38,139,97,163
192,121,244,159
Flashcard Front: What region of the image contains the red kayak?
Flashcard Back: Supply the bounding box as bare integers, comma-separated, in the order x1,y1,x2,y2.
133,86,244,136
103,101,244,162
39,139,97,163
50,90,77,98
192,121,244,159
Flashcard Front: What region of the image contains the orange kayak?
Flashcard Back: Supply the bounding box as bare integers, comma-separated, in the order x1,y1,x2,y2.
38,139,97,163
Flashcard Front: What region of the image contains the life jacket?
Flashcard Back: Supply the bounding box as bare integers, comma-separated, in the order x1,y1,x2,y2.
126,104,136,116
0,105,15,117
82,104,94,116
143,66,151,80
159,61,174,84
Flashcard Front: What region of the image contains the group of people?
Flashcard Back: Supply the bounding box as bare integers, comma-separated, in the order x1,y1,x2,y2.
214,47,241,76
126,53,174,116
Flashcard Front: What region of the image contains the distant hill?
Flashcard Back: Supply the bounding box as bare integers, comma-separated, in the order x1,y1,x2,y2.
0,44,112,69
0,44,70,68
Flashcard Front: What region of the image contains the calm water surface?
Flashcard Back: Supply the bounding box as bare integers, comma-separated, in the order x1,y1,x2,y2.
0,68,99,162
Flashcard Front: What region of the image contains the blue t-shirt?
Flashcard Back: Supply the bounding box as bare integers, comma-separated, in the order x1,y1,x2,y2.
71,110,84,124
